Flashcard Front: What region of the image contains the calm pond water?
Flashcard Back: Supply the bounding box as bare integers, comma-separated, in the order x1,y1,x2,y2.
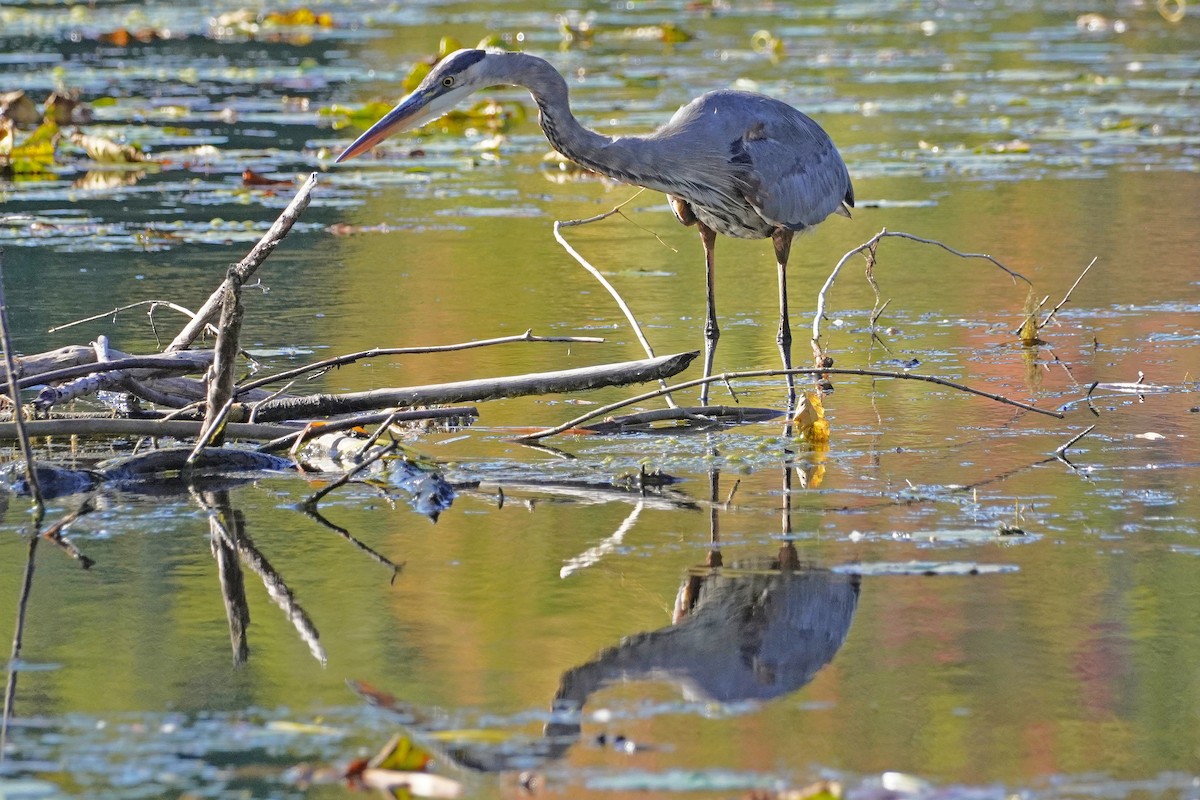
2,1,1199,798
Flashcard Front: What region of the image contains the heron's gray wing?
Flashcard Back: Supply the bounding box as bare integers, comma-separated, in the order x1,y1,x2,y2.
739,110,853,231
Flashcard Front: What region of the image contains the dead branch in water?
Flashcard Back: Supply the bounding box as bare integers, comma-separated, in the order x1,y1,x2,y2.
192,271,244,459
47,299,218,341
811,228,1033,365
16,351,214,391
167,172,319,353
554,193,680,408
238,351,697,424
518,364,1063,442
1014,256,1099,341
0,407,476,444
0,250,44,522
236,329,605,393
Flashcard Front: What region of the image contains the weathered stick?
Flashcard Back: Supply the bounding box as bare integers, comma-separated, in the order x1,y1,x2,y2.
17,351,215,391
0,407,477,444
236,330,605,394
47,299,216,339
196,273,243,453
167,172,318,352
303,441,398,507
256,407,477,453
519,364,1063,441
1039,257,1098,331
238,352,698,424
553,196,680,408
1,345,95,384
0,250,44,520
0,417,298,441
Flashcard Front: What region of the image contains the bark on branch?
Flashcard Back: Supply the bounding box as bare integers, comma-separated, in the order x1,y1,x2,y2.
236,352,698,424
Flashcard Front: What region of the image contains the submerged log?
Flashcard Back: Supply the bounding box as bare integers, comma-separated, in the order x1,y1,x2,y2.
236,352,699,424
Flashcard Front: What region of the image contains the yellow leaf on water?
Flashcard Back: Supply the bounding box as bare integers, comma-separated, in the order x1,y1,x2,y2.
1018,286,1044,346
69,130,148,163
1,119,58,173
792,390,830,446
369,733,434,773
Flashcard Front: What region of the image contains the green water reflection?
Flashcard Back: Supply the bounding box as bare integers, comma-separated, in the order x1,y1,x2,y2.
1,0,1199,797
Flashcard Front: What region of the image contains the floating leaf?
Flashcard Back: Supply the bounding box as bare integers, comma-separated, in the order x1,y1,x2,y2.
402,61,432,93
436,36,464,59
264,8,334,27
751,30,785,59
69,130,149,163
0,90,40,126
975,138,1030,154
0,119,58,174
241,168,293,187
792,390,830,446
44,88,88,126
369,733,434,773
360,768,463,799
1017,286,1044,346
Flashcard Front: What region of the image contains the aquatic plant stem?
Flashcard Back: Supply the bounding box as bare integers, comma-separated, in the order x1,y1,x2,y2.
517,365,1064,441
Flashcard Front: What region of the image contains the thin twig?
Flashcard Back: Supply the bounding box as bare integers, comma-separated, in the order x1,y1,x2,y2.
16,352,215,391
302,440,399,507
0,533,37,761
236,330,604,394
518,365,1064,441
47,299,214,336
0,251,44,522
812,228,1032,363
41,499,97,568
1054,424,1096,459
553,193,679,407
1039,257,1098,331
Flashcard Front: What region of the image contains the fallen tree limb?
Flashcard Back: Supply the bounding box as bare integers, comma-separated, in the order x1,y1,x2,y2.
519,365,1064,441
0,407,477,446
234,352,698,424
582,405,785,433
236,329,605,393
17,351,215,391
0,418,301,441
31,351,219,411
0,251,44,521
167,172,318,353
255,407,477,453
2,345,96,384
553,195,680,409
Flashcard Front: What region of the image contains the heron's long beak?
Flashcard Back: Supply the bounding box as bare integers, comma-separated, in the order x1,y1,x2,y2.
334,89,440,163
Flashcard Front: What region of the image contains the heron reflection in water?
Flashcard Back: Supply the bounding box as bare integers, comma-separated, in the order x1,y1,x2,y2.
336,49,854,406
543,542,859,750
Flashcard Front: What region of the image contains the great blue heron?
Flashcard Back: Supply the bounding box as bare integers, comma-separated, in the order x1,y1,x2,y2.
336,49,854,405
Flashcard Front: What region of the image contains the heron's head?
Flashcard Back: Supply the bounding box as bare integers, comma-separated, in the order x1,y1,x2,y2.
335,49,500,162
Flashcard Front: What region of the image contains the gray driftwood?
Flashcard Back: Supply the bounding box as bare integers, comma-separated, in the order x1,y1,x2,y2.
236,352,699,424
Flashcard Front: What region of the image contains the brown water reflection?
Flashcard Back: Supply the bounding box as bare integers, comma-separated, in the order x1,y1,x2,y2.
1,0,1199,797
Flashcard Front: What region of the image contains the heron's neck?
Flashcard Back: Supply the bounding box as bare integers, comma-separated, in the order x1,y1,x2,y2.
504,53,622,176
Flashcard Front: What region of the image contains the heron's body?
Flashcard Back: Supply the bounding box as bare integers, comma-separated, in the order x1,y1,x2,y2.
336,49,854,406
542,88,853,239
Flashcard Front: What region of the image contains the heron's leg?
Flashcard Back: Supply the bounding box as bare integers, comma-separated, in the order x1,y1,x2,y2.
772,228,796,408
699,223,719,406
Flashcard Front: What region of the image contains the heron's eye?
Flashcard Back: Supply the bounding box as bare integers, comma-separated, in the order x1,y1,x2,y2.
442,76,454,88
